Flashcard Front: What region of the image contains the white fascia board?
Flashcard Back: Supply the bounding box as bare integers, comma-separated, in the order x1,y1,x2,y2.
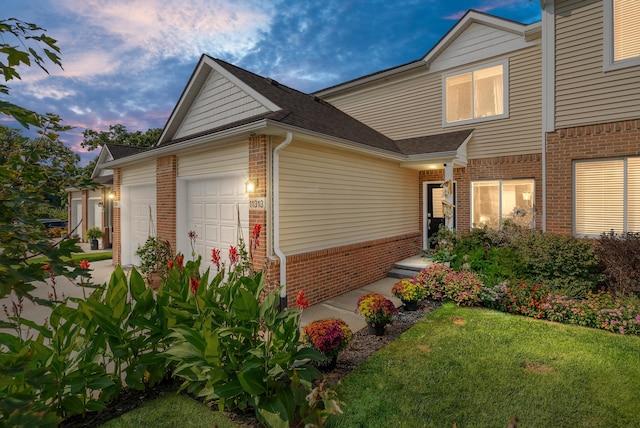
90,145,114,179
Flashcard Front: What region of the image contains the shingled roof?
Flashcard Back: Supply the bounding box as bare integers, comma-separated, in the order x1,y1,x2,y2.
106,143,149,159
395,129,473,155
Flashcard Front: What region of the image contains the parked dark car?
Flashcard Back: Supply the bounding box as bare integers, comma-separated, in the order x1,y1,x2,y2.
37,219,68,229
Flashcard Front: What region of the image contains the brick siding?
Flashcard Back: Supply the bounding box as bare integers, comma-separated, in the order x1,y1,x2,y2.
112,169,122,265
546,119,640,234
156,156,177,252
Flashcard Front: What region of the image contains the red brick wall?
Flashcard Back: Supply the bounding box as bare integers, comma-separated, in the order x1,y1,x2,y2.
113,169,122,266
546,119,640,234
156,156,177,252
418,154,543,233
249,135,268,273
284,232,421,306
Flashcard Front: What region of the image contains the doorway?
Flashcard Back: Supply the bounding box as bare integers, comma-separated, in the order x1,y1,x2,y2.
425,182,456,249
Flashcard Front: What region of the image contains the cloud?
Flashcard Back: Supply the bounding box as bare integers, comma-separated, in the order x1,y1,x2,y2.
59,0,278,65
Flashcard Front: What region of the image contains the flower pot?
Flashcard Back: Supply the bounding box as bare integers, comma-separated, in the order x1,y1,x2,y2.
402,300,419,311
367,323,386,336
90,238,98,250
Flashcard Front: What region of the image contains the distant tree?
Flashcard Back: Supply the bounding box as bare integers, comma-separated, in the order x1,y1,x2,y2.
81,124,161,151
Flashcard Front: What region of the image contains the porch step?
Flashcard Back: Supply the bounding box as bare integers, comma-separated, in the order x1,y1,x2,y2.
387,255,433,279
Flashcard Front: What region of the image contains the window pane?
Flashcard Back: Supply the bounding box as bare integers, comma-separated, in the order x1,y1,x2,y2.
473,65,504,118
575,160,624,235
627,157,640,231
472,181,499,228
614,0,640,61
446,72,472,122
502,179,534,228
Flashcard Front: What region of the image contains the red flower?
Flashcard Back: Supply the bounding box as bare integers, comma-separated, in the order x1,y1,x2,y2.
229,246,239,265
167,260,174,270
176,254,184,269
79,260,90,270
190,277,200,294
251,223,262,247
42,264,51,272
211,248,221,271
296,290,309,310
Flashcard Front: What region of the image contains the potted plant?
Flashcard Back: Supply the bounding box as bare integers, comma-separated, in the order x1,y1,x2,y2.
85,227,103,250
302,318,352,371
355,293,398,336
392,278,425,311
135,236,173,288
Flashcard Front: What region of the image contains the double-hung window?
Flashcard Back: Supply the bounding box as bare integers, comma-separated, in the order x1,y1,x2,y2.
443,60,508,126
471,179,534,229
604,0,640,70
574,157,640,236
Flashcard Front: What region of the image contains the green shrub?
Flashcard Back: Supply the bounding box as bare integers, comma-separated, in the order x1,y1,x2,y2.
597,231,640,296
514,232,603,297
417,263,484,306
481,280,549,319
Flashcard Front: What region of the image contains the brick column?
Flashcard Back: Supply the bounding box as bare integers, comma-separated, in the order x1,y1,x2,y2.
156,156,177,253
113,169,122,266
248,135,269,283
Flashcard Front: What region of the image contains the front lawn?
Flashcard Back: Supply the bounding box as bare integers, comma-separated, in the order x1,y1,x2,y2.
328,304,640,427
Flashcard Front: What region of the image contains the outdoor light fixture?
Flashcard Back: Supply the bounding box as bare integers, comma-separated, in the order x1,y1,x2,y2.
246,178,258,193
108,192,115,200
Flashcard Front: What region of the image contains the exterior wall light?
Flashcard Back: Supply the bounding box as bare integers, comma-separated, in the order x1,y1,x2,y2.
246,178,258,193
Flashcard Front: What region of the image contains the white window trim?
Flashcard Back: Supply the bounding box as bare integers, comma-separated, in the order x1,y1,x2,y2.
441,59,509,128
603,0,640,71
470,178,535,230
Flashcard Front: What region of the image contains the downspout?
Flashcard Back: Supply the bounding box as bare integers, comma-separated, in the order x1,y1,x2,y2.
273,132,293,309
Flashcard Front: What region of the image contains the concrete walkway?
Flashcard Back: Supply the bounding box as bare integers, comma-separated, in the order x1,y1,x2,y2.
2,247,430,335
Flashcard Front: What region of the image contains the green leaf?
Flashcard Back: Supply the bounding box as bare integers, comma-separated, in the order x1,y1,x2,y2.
233,288,259,321
256,394,292,428
238,364,266,396
214,378,243,399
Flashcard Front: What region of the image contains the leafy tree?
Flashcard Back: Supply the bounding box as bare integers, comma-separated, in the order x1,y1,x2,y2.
81,124,161,151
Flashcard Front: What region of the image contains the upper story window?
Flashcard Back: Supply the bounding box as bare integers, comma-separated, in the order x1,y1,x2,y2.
604,0,640,71
443,60,508,127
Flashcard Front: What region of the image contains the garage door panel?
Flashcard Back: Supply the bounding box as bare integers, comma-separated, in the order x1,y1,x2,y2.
220,203,237,224
124,184,156,266
204,224,219,242
205,203,219,220
220,226,237,247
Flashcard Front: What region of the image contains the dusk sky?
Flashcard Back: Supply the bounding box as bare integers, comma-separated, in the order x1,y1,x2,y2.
3,0,541,165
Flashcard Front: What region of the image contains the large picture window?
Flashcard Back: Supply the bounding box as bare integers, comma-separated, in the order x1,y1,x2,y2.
604,0,640,70
574,157,640,235
471,179,534,229
444,61,508,126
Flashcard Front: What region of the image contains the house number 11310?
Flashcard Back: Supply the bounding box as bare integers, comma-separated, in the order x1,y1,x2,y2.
250,198,266,210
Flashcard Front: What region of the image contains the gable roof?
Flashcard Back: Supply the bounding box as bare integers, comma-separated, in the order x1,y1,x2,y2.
315,10,540,97
157,55,401,154
91,143,149,181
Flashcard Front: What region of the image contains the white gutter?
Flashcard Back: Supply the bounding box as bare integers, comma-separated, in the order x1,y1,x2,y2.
273,131,293,306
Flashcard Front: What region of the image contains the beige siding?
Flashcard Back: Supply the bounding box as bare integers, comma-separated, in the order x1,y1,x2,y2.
121,162,156,185
174,69,269,139
279,141,418,254
177,143,248,177
555,0,640,128
326,47,542,159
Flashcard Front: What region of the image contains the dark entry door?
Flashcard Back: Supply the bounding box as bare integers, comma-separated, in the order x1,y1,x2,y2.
426,183,456,248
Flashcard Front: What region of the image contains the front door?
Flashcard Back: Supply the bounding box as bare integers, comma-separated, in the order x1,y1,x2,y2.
426,183,456,248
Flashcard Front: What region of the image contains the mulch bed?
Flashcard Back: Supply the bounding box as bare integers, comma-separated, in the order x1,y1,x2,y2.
61,301,441,427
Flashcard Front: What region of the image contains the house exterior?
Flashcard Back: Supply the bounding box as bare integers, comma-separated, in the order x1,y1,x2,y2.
68,143,147,248
95,2,640,306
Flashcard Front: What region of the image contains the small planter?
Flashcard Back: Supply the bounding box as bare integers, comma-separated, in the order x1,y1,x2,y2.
90,239,99,250
318,355,338,372
367,323,386,336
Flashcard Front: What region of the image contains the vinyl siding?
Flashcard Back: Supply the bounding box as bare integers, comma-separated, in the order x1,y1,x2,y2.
326,46,542,159
555,0,640,128
278,141,418,254
121,162,156,185
174,69,269,140
177,143,248,177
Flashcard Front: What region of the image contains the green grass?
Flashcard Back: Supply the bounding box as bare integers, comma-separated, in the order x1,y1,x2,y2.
29,251,113,265
99,392,242,428
328,304,640,428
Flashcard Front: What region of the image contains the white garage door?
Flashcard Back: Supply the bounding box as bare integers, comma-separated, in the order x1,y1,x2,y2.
183,175,248,272
122,184,157,266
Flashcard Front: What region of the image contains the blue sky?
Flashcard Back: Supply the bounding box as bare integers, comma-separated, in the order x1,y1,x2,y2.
3,0,541,164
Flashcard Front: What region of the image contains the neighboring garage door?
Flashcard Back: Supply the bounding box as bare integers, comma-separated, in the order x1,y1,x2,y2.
183,175,248,272
122,183,157,266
